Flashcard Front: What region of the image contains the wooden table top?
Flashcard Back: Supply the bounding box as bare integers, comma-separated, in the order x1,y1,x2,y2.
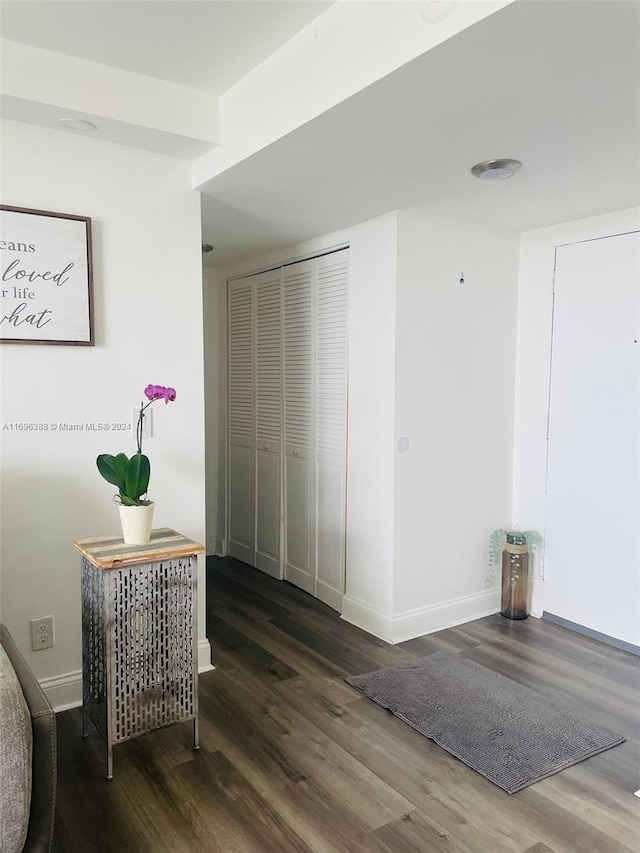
73,528,205,569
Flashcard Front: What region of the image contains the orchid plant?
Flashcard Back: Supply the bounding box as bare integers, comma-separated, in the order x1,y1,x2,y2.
96,384,176,506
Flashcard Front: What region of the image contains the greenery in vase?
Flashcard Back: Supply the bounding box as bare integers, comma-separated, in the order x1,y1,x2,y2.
485,528,542,588
96,384,176,506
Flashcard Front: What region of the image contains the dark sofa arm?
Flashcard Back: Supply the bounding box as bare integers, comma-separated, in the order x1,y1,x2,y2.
0,625,57,853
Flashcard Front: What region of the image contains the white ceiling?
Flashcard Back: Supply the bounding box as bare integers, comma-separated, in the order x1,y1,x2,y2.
2,0,638,267
199,0,640,264
1,0,333,93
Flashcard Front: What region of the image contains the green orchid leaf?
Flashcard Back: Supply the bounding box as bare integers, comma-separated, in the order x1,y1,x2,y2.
125,453,150,501
96,453,128,491
119,495,152,507
113,453,128,483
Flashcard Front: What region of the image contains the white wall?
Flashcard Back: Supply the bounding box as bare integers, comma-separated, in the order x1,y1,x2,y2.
390,212,519,640
0,120,208,705
341,213,397,638
209,210,521,644
513,207,640,616
202,267,221,555
209,213,399,633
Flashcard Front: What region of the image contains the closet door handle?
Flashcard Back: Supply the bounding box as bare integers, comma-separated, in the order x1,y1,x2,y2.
293,449,299,456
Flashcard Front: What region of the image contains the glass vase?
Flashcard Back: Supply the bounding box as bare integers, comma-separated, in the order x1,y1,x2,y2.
501,533,529,620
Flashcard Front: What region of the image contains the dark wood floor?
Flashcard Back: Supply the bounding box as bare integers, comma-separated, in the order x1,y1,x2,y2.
54,557,639,853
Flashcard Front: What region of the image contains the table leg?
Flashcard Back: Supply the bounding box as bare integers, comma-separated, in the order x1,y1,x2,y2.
82,704,88,738
193,717,200,751
106,744,113,780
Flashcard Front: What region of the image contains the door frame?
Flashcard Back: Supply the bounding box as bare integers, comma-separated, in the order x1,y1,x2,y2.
540,228,640,633
512,211,640,621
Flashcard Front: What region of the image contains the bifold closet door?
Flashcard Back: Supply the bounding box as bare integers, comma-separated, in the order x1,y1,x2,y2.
283,260,315,594
255,271,283,578
314,250,349,611
227,280,254,564
227,251,349,609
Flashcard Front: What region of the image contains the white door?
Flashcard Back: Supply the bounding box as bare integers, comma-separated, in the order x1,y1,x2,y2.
283,260,315,594
255,270,283,578
545,231,640,647
227,280,255,565
315,250,349,611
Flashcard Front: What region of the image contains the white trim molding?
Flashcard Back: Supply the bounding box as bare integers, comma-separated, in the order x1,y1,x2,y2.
342,589,501,646
392,588,501,644
198,638,215,673
40,669,83,713
207,537,226,557
42,639,215,713
341,595,394,643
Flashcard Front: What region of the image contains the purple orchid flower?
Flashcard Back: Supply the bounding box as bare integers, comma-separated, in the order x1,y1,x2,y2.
137,384,177,452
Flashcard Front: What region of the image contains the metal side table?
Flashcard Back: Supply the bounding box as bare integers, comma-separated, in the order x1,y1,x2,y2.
74,528,204,779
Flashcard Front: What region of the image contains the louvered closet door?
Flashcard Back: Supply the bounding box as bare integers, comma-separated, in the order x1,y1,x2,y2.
255,270,283,578
283,260,315,594
315,249,349,611
228,280,255,564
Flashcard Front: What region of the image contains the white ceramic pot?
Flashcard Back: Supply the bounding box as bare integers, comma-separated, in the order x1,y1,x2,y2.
118,502,155,545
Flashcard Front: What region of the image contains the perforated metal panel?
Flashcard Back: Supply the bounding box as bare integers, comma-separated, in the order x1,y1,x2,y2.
110,558,196,741
81,558,108,741
81,553,198,777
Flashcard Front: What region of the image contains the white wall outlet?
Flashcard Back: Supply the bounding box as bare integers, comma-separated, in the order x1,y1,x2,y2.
30,616,54,651
131,407,152,441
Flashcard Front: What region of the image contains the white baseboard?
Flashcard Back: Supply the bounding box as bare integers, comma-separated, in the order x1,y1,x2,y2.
41,639,215,713
40,670,83,713
341,595,394,643
342,589,501,646
207,537,226,557
198,638,215,673
391,588,501,643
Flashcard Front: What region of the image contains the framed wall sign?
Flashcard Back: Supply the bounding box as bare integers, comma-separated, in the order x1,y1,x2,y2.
0,205,94,346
